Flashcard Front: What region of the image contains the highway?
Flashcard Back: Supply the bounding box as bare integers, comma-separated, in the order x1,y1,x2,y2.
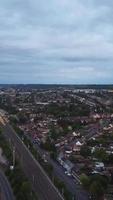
50,160,88,200
0,115,89,200
0,170,15,200
1,122,64,200
32,138,89,200
18,129,89,200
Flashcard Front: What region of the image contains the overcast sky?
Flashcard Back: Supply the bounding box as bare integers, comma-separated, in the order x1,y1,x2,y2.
0,0,113,84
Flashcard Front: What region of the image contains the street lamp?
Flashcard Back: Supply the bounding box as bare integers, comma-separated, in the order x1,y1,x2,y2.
10,146,15,170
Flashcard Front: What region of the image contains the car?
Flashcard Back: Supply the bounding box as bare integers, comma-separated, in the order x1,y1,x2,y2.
65,171,71,176
44,159,48,163
67,173,71,176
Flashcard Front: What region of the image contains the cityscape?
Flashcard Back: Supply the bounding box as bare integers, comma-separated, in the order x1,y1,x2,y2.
0,0,113,200
0,85,113,200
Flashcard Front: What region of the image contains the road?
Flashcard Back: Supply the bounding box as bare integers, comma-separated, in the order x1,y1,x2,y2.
1,122,64,200
25,133,89,200
33,141,88,200
0,115,89,200
0,170,15,200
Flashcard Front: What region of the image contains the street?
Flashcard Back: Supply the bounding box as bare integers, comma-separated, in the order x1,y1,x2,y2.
2,122,64,200
0,170,15,200
25,133,89,200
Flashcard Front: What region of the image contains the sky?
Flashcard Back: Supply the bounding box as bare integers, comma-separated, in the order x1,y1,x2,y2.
0,0,113,84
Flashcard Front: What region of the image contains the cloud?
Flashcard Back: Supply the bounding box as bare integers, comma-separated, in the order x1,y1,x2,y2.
0,0,113,83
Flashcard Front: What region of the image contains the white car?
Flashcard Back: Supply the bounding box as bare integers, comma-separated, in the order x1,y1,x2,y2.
65,171,71,176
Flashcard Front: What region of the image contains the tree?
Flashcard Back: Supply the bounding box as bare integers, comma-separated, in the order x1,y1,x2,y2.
80,145,91,158
107,154,113,164
89,174,109,200
91,174,108,190
94,148,108,162
21,181,31,194
89,181,104,200
17,112,28,124
80,174,90,189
